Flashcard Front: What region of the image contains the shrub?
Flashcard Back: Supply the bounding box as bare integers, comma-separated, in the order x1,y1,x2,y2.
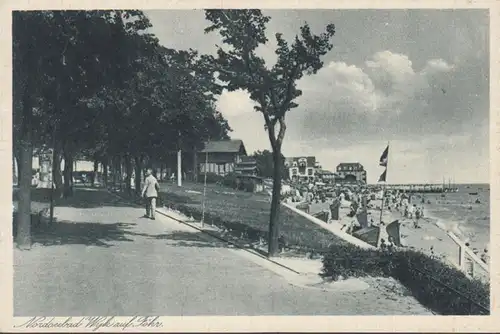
321,244,396,279
391,249,489,315
222,173,238,188
321,244,490,315
197,172,222,184
243,180,255,192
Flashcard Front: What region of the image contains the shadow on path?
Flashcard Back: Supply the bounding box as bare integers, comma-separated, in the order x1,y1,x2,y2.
126,229,271,256
13,187,133,209
12,213,136,248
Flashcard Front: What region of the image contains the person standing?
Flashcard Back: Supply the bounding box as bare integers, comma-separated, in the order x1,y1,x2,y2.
141,169,160,220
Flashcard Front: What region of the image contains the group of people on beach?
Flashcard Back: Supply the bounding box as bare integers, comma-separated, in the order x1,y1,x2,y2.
385,192,426,228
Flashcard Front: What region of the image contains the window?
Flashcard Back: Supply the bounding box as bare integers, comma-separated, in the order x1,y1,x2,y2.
307,168,313,176
292,168,298,175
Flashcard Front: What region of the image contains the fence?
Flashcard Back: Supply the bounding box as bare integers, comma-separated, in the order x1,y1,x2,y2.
447,231,489,282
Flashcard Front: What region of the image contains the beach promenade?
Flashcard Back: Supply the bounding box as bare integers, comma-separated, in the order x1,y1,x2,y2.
303,195,489,282
13,188,431,316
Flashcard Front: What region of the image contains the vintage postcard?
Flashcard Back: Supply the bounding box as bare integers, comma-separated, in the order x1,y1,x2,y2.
1,0,499,332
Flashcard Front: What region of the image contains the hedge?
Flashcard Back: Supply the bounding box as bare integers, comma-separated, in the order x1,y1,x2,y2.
197,172,223,184
321,243,490,315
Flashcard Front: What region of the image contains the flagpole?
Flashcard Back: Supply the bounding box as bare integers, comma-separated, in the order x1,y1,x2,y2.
379,142,390,225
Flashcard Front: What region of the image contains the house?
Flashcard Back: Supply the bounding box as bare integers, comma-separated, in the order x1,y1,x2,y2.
284,156,319,182
234,156,258,176
198,139,248,176
316,169,337,183
335,162,367,184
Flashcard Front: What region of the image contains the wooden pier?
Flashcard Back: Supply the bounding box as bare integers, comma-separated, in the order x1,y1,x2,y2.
382,184,459,193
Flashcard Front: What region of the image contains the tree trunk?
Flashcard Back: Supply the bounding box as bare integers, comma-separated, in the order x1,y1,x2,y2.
117,157,123,189
159,163,165,182
268,149,283,257
16,76,34,248
62,150,73,197
102,159,108,187
16,156,21,185
16,134,33,248
111,156,118,188
124,156,132,194
13,153,18,186
52,146,63,197
91,160,98,186
193,149,198,182
134,156,143,195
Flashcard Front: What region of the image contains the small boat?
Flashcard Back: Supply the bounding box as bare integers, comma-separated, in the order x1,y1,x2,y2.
469,192,478,195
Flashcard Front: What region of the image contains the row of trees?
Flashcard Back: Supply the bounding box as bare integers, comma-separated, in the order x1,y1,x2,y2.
14,9,336,256
13,10,231,248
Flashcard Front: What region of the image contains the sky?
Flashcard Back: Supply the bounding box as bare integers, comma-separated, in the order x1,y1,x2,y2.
144,9,489,184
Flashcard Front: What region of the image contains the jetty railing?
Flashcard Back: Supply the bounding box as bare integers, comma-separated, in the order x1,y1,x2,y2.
379,184,460,193
447,231,489,280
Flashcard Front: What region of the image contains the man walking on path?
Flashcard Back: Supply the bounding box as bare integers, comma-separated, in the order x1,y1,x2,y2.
141,168,160,220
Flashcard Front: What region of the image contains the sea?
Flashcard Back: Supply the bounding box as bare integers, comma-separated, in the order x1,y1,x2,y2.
416,183,490,252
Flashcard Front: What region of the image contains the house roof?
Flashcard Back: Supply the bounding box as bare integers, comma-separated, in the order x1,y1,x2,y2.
285,156,316,167
317,169,336,175
200,140,246,154
235,166,258,171
337,162,364,169
238,156,257,164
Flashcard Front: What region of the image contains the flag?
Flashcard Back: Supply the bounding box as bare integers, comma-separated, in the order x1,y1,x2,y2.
378,169,387,182
379,145,389,167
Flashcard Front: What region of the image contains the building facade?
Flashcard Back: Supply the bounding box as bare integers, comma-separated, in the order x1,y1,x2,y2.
284,156,320,182
198,139,248,176
234,156,258,176
335,162,367,184
316,169,337,183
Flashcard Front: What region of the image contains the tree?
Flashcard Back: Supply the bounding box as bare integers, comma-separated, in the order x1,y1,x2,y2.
204,9,335,256
252,149,285,179
12,10,158,247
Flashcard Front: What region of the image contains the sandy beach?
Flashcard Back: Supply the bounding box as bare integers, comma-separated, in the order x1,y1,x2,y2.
300,190,489,282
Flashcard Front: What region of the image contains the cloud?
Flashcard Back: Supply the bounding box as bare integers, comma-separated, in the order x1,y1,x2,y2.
290,50,456,141
216,89,271,153
145,9,489,183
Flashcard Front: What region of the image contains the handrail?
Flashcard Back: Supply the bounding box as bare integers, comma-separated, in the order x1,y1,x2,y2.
447,231,489,273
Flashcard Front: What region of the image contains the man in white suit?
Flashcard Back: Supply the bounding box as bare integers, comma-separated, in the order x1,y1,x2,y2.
141,169,160,220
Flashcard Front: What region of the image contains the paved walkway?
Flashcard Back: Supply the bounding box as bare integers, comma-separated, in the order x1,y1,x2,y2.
14,188,430,316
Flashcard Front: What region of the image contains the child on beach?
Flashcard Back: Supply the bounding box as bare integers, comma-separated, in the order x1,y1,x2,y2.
414,205,421,228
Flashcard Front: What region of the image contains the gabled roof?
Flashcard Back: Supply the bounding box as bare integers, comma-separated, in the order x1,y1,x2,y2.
317,169,336,175
337,162,364,169
235,166,258,171
285,156,316,167
200,140,247,154
238,156,257,164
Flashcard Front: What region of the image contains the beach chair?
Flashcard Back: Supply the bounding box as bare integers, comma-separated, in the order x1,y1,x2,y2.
386,220,402,247
356,209,369,229
329,200,340,220
352,226,381,248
